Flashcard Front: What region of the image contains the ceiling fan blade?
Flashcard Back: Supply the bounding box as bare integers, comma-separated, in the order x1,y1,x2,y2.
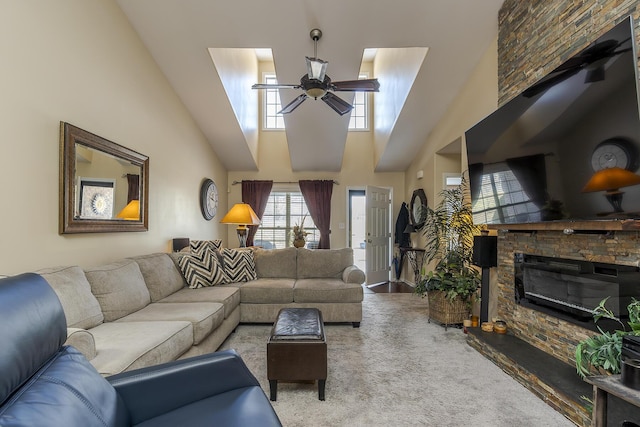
522,67,580,98
278,94,308,114
321,92,353,115
331,78,380,92
252,83,300,90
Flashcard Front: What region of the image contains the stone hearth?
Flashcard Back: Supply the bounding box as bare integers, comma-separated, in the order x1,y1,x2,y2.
467,328,590,426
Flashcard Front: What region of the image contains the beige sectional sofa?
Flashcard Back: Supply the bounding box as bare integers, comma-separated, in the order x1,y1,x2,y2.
34,247,364,376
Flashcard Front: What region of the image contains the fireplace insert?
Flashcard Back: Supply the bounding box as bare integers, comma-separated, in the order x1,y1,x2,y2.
514,253,640,323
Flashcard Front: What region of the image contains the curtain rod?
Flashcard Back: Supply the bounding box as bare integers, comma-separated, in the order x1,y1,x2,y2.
470,152,554,168
231,180,339,185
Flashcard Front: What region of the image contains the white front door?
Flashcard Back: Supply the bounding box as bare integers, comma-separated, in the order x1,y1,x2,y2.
365,185,391,285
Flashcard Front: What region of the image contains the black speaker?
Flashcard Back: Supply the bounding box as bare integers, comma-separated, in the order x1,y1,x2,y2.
472,235,497,268
172,238,190,252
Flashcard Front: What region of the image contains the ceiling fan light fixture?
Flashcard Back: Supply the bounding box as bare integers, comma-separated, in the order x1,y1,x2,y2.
306,86,327,99
251,28,379,115
306,56,328,82
300,74,329,99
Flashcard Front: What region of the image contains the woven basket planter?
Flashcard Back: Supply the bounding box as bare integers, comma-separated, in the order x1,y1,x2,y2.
427,290,469,329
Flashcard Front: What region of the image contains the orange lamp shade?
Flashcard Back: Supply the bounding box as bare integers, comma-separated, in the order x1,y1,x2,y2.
220,203,261,225
582,167,640,193
116,200,140,220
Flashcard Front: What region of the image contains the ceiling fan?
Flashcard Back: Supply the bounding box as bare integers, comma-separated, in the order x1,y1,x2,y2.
523,37,631,98
251,29,380,116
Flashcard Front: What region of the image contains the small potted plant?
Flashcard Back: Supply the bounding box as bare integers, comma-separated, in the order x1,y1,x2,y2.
291,215,309,248
575,297,640,379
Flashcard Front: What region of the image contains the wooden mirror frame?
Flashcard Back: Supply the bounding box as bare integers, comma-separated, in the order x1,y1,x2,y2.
410,188,428,229
59,122,149,234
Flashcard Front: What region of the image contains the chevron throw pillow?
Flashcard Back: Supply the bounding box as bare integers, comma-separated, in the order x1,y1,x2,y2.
178,249,228,288
189,239,223,260
221,248,257,283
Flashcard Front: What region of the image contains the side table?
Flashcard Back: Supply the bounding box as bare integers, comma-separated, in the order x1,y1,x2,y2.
585,374,640,426
399,247,425,285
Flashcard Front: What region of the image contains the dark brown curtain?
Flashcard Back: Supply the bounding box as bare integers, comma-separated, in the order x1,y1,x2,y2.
126,174,140,203
241,180,273,247
506,154,547,208
468,163,484,204
299,180,333,249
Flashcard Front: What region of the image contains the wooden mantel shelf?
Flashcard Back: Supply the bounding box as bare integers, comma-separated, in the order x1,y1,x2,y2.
487,219,640,232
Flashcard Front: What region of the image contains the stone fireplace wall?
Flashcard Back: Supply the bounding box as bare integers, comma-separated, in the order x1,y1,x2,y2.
497,0,640,365
497,230,640,364
499,0,640,106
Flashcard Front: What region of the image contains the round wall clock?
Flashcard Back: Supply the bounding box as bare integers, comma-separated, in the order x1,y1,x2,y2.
590,138,639,171
200,178,218,220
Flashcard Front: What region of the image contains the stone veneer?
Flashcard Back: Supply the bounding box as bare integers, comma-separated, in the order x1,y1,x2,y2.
476,2,640,425
499,0,640,106
496,230,640,363
496,0,640,363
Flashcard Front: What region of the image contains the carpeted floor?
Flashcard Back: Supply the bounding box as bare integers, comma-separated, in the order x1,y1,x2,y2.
219,292,575,426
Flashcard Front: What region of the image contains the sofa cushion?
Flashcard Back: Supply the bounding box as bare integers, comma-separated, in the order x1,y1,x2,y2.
253,247,298,279
159,285,240,319
178,251,228,288
129,253,186,302
294,278,364,303
37,265,104,329
89,320,193,376
85,259,151,322
116,302,224,345
296,248,354,279
221,248,257,282
236,278,295,304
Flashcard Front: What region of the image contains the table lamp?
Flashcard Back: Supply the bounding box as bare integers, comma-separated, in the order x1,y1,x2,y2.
582,167,640,212
116,200,140,220
220,203,261,247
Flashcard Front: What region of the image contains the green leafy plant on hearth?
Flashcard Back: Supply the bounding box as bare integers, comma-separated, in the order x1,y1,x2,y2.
575,297,640,379
414,176,481,309
415,253,480,310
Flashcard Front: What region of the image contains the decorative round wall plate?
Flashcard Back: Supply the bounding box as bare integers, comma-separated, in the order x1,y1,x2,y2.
200,178,218,220
410,188,428,229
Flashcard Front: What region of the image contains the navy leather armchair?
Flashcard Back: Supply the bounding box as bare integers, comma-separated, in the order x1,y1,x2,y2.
0,273,281,426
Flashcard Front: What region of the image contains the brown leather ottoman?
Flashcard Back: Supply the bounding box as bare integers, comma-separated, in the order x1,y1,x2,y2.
267,308,327,401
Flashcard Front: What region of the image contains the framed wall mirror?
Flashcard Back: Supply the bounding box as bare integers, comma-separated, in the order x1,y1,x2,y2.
59,122,149,234
410,188,428,229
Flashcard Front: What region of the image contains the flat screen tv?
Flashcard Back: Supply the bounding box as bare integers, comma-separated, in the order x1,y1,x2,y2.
465,16,640,225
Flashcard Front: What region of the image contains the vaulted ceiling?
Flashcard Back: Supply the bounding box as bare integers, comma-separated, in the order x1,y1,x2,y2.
116,0,503,172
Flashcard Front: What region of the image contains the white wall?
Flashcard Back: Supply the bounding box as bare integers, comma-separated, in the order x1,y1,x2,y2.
0,0,227,274
401,37,498,286
406,37,499,234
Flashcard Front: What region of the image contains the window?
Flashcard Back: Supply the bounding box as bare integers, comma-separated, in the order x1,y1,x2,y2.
263,74,285,130
254,191,319,249
472,164,541,224
348,73,369,130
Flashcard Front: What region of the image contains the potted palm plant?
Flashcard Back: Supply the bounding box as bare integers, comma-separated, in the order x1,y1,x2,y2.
414,178,481,328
